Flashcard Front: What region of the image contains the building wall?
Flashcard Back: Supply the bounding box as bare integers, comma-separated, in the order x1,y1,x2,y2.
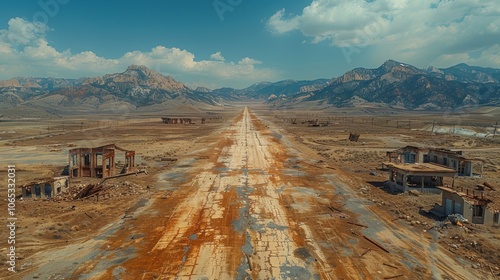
441,191,470,219
483,209,499,226
427,150,475,176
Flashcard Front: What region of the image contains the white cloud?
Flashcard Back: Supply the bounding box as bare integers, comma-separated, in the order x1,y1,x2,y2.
0,17,276,88
210,51,225,61
267,0,500,68
0,18,49,46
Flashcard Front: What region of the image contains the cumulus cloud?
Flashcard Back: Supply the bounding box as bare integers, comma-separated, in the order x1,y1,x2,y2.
210,51,225,61
0,17,49,46
0,17,276,88
267,0,500,67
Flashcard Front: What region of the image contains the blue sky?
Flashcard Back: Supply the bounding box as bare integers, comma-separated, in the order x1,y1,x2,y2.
0,0,499,88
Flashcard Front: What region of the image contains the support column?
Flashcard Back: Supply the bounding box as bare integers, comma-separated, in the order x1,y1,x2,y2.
403,173,408,192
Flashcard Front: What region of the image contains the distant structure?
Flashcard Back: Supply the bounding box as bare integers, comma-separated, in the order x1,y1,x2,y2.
348,133,360,142
69,144,135,179
161,117,193,124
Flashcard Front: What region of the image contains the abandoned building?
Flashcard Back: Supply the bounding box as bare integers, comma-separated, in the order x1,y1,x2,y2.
434,184,499,226
385,146,483,177
384,162,456,193
69,144,135,179
428,149,483,177
386,146,429,164
20,176,69,199
161,117,193,124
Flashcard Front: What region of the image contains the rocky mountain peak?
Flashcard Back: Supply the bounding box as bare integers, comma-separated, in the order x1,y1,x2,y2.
380,59,403,70
426,66,444,74
82,65,187,93
195,87,211,93
124,65,160,78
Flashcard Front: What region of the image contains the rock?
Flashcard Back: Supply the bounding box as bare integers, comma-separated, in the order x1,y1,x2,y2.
370,171,378,176
472,263,481,269
409,190,421,196
71,225,80,231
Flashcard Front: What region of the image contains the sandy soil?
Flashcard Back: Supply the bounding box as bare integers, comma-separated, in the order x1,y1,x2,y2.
1,106,499,279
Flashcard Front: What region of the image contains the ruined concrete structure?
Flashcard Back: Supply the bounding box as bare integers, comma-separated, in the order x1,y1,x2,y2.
384,162,456,193
386,146,483,177
69,144,135,179
436,185,499,226
20,176,69,199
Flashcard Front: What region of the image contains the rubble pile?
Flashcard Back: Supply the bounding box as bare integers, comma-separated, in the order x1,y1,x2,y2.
52,181,149,201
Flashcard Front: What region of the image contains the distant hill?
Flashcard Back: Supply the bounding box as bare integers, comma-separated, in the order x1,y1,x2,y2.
270,60,500,109
213,79,329,101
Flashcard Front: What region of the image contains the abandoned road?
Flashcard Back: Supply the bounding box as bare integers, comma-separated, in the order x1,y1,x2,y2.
21,107,481,280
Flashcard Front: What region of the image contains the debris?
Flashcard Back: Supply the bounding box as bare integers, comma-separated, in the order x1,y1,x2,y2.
447,214,468,225
360,248,371,257
383,274,404,279
489,266,495,276
245,254,252,271
363,235,390,253
383,263,399,269
84,212,93,219
349,132,360,142
408,190,420,197
327,204,344,212
73,170,147,200
483,182,495,191
345,221,368,228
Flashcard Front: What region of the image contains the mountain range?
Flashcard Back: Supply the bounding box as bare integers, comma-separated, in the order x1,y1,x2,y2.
1,60,499,116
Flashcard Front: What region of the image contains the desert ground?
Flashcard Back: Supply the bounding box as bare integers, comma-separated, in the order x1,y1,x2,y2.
0,104,499,279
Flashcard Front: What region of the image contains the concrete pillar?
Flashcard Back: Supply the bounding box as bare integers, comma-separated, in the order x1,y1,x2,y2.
403,173,408,192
